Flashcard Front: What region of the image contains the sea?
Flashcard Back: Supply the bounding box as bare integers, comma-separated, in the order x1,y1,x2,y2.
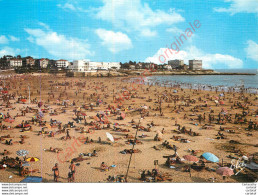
134,69,258,94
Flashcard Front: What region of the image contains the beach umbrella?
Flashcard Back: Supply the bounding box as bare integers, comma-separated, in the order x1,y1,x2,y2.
202,152,219,163
2,90,8,94
26,157,39,162
183,155,199,162
173,90,177,93
106,132,114,142
94,116,100,122
37,111,44,118
242,156,248,161
81,113,87,116
120,112,126,119
157,130,163,138
4,118,15,123
38,102,43,108
216,167,234,176
16,150,29,157
219,93,224,97
219,101,225,105
21,99,27,103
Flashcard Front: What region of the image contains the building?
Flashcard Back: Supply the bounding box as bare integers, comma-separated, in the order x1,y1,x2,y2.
69,61,120,72
163,65,172,70
168,60,184,69
9,59,22,67
22,57,35,67
135,63,143,69
128,65,135,70
142,63,156,70
88,62,120,70
189,60,202,70
68,60,89,72
55,60,70,68
35,58,49,68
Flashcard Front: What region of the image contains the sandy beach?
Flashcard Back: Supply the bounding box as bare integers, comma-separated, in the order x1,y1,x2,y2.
0,73,257,183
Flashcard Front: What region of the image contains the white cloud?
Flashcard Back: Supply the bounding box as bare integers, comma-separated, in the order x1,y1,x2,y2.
57,3,76,11
9,35,20,42
245,40,258,62
95,28,132,53
25,27,94,60
166,27,184,34
140,29,157,37
57,3,89,13
38,22,50,30
0,47,20,57
214,0,258,15
145,46,243,69
0,35,20,44
0,35,9,44
95,0,184,37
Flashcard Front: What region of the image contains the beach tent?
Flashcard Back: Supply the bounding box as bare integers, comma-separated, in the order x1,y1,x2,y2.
20,176,42,183
202,152,219,163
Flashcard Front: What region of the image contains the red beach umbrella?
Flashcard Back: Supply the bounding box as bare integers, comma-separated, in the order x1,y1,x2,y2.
183,155,199,162
216,167,234,176
21,99,27,103
121,112,126,119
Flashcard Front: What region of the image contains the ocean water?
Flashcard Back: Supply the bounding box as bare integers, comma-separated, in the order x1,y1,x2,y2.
139,69,258,93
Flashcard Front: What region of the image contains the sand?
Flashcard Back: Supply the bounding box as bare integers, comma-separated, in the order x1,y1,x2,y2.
0,73,257,183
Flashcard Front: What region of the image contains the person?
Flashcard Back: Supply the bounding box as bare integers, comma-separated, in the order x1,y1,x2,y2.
66,129,71,140
152,169,158,182
140,170,146,181
100,162,109,171
52,163,59,182
68,171,73,182
69,161,76,182
19,161,24,176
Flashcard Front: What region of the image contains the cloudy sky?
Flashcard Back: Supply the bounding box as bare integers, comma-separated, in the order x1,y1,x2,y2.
0,0,257,69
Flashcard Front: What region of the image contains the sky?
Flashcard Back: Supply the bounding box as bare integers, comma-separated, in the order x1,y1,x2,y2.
0,0,257,69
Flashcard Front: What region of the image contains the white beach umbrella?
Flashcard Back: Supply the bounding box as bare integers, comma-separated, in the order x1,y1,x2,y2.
106,132,114,142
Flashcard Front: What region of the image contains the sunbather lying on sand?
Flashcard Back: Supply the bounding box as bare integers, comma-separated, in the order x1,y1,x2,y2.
45,147,63,153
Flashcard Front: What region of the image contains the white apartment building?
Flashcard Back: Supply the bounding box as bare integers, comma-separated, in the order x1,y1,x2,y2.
69,60,120,72
88,62,120,70
69,60,89,72
9,59,22,67
55,60,70,68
